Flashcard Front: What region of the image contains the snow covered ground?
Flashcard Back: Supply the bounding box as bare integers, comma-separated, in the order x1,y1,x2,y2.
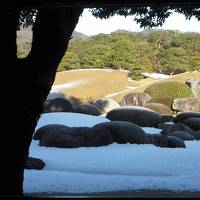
24,112,200,195
51,79,92,92
141,72,172,79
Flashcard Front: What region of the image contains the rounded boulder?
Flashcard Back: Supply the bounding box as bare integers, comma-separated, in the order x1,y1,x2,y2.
181,117,200,131
43,98,73,113
168,131,194,141
166,136,186,148
106,106,162,127
34,124,114,148
120,93,151,106
173,112,200,123
94,121,146,144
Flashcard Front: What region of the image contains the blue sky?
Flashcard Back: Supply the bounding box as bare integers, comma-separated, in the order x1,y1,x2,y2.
75,9,200,36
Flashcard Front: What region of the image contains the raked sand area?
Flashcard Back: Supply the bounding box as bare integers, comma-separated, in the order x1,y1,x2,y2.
24,112,200,198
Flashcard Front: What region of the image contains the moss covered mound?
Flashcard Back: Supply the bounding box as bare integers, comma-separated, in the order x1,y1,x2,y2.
144,80,193,99
143,103,172,115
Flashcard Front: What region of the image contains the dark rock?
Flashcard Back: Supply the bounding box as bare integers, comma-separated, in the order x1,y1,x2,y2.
146,134,186,148
181,117,200,131
173,112,200,123
33,124,70,140
47,92,66,100
159,122,194,135
43,98,74,113
94,98,120,114
35,124,113,148
167,136,186,148
168,131,195,141
106,106,162,127
190,130,200,140
94,121,146,144
74,104,102,116
65,95,83,109
160,114,174,123
146,134,168,147
25,157,46,170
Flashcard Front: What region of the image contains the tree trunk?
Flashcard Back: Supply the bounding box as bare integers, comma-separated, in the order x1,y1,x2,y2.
0,8,82,197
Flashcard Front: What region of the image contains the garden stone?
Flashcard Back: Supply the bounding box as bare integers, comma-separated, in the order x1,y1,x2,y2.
33,124,70,140
43,98,73,113
120,93,151,106
47,92,66,100
190,130,200,140
159,122,194,135
168,131,194,141
146,134,168,147
74,104,102,116
172,98,200,112
181,117,200,131
173,112,200,123
146,134,186,148
160,114,174,123
25,157,46,170
94,121,146,144
106,106,162,127
35,124,114,148
166,136,186,148
186,78,200,98
94,98,120,114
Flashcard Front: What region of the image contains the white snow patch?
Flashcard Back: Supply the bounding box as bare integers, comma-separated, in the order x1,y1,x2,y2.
51,79,92,92
35,112,110,131
142,72,172,79
24,112,200,195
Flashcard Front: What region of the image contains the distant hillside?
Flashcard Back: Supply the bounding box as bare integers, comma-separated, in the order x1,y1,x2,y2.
17,27,88,44
17,28,200,80
72,31,89,39
17,27,89,57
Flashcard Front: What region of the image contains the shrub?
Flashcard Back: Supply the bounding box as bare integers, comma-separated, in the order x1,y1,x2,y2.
143,103,172,115
87,96,96,104
144,80,193,99
148,96,174,109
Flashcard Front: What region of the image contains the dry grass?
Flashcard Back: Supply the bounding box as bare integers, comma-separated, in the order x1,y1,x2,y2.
52,70,200,103
53,69,128,102
168,71,200,82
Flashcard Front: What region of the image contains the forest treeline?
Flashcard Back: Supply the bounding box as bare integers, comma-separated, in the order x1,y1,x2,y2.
18,29,200,80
